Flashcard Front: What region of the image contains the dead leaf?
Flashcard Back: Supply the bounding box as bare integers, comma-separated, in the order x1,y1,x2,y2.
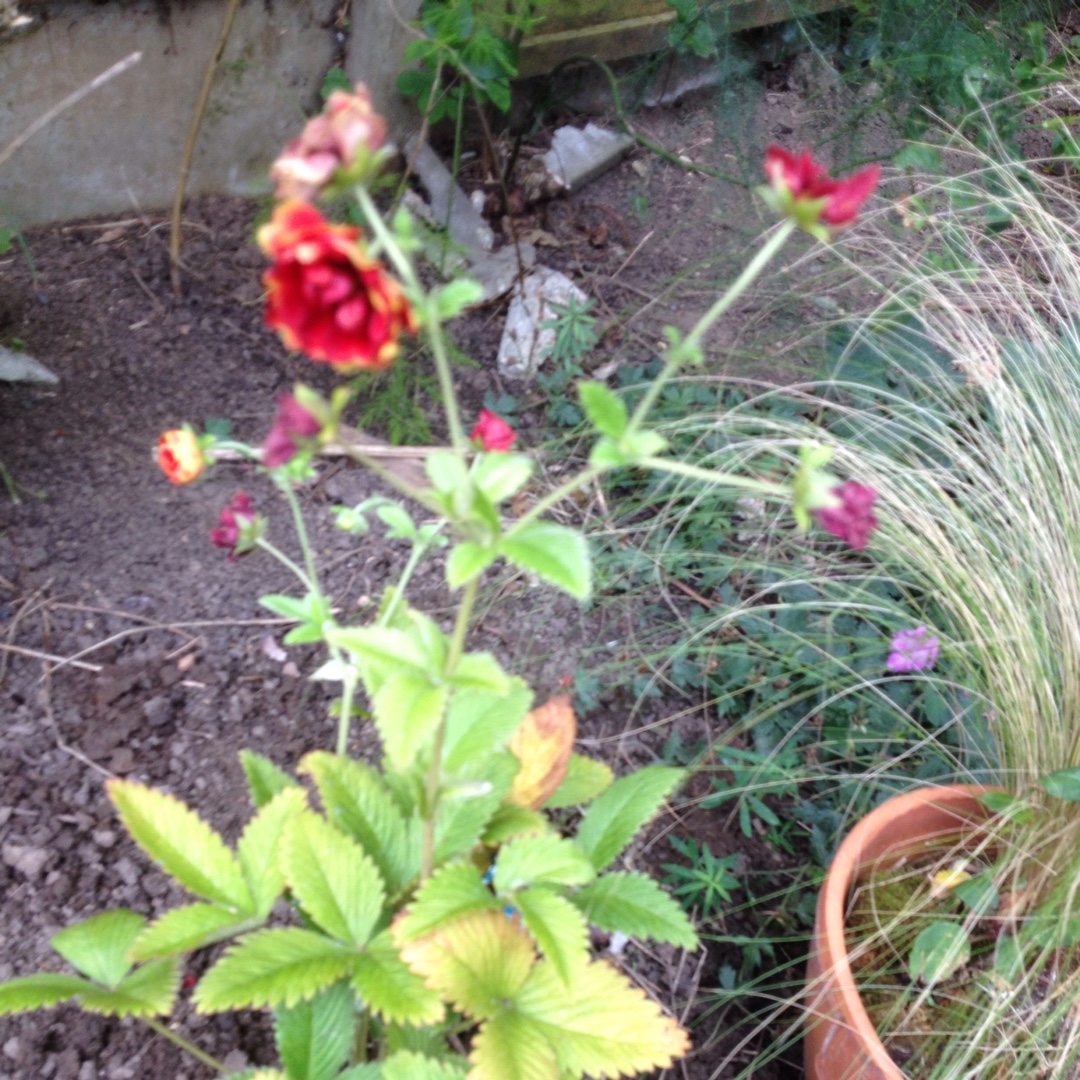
93,227,128,245
516,227,562,248
508,694,576,809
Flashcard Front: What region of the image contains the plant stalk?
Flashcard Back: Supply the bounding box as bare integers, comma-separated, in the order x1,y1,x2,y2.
143,1018,228,1073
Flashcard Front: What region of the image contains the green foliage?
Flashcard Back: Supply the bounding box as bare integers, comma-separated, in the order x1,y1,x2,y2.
273,982,354,1080
661,837,740,920
571,872,698,950
536,297,600,428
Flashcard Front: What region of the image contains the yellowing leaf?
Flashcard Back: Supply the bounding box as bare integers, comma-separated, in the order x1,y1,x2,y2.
394,910,535,1020
931,861,973,896
469,1010,558,1080
508,696,575,810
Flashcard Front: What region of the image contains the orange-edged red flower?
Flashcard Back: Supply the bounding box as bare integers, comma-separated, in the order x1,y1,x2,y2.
157,428,205,485
470,408,517,452
258,201,417,371
763,146,880,232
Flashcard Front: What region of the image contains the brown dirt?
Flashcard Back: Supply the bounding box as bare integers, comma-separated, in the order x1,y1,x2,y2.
0,61,895,1080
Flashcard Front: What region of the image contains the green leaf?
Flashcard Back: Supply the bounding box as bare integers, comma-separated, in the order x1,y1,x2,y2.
274,981,354,1080
447,542,498,589
425,449,471,496
570,872,698,950
0,974,92,1016
299,752,417,896
493,834,595,894
259,595,310,621
395,910,535,1020
482,804,548,845
435,752,518,863
909,921,971,986
515,889,589,985
374,675,450,770
107,779,252,911
281,811,386,947
338,1067,383,1080
499,523,591,600
542,754,613,809
473,453,533,504
396,862,499,941
383,1051,467,1080
443,683,533,774
350,929,445,1027
953,872,1000,916
576,767,683,871
51,910,145,987
240,750,300,809
434,278,484,320
469,1011,557,1080
514,958,689,1076
448,652,511,694
132,903,251,961
327,626,428,675
1041,767,1080,801
193,929,355,1012
579,382,628,439
78,959,180,1017
238,786,307,918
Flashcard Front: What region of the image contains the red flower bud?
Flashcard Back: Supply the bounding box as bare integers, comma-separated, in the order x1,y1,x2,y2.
270,85,387,203
258,201,417,371
813,481,879,551
470,409,517,452
263,393,322,469
157,429,206,485
211,492,260,561
763,146,880,230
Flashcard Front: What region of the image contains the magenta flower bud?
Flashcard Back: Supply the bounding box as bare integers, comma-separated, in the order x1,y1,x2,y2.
211,492,261,560
813,481,879,551
262,393,322,469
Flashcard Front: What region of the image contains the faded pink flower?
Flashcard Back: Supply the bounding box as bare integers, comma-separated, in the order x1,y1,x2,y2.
270,85,388,203
887,626,939,673
813,481,879,550
263,393,321,469
211,492,260,561
764,146,881,230
470,409,517,452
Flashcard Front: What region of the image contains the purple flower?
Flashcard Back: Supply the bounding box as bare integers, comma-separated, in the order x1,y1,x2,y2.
262,393,321,468
813,481,879,551
887,626,939,673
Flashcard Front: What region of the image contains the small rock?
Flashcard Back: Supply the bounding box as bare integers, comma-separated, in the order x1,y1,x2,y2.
141,695,172,728
92,829,117,849
0,343,58,384
542,123,634,192
496,267,590,379
406,137,494,253
141,871,168,898
222,1050,249,1073
79,1063,95,1080
1,1038,21,1063
467,243,536,303
2,843,48,879
106,746,135,774
113,856,139,887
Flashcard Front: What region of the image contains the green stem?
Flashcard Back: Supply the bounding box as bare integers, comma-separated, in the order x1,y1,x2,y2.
641,457,791,499
504,463,606,536
355,186,418,289
255,537,314,591
626,218,797,435
420,576,479,881
280,482,321,594
380,529,443,628
424,294,467,451
335,652,358,757
143,1018,228,1073
337,444,439,512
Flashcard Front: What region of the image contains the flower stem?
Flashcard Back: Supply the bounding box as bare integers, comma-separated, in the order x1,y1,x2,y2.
143,1018,228,1073
641,457,792,498
420,575,479,881
503,463,607,537
255,537,314,591
626,218,796,435
281,481,321,594
334,653,358,757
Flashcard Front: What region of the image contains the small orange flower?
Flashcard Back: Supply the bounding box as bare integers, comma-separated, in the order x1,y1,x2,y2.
157,429,205,485
258,201,417,371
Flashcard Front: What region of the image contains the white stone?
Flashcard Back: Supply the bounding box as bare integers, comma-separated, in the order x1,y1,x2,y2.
496,267,588,380
0,344,57,384
406,138,494,253
467,242,536,303
542,123,634,193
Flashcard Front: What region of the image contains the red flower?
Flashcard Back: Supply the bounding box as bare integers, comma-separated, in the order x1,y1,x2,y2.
211,492,260,560
470,409,517,452
270,85,387,203
813,481,879,551
764,146,880,228
257,201,417,371
157,429,205,485
263,393,322,468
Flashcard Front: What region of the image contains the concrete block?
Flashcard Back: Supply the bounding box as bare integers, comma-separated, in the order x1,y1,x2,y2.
405,137,494,253
542,123,634,193
497,266,588,380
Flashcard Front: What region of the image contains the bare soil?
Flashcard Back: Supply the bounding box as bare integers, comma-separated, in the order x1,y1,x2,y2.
0,64,896,1080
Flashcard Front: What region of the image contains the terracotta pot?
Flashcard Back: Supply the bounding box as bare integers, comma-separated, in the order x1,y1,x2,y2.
804,784,997,1080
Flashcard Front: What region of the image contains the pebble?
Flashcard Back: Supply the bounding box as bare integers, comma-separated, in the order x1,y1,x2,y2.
2,843,48,879
113,856,139,888
92,829,117,849
2,1038,21,1063
141,696,172,728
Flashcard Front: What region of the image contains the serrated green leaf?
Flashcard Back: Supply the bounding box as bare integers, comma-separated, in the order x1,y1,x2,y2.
328,626,428,675
576,767,684,871
52,910,145,987
350,929,445,1026
542,754,613,810
383,1050,467,1080
239,786,307,918
443,683,533,775
260,595,310,621
514,959,689,1075
132,903,253,961
274,981,354,1080
447,651,511,694
425,449,471,497
299,752,418,896
570,872,698,950
107,779,252,911
435,752,518,863
472,453,533,504
281,811,386,947
909,921,970,986
435,278,484,320
240,750,300,809
1041,767,1080,801
579,382,628,439
337,1067,383,1080
482,804,548,845
515,889,589,985
78,959,180,1017
0,974,92,1016
499,523,591,600
396,863,499,941
395,910,535,1019
469,1011,557,1080
374,674,450,770
494,834,595,895
447,542,498,589
194,929,354,1012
